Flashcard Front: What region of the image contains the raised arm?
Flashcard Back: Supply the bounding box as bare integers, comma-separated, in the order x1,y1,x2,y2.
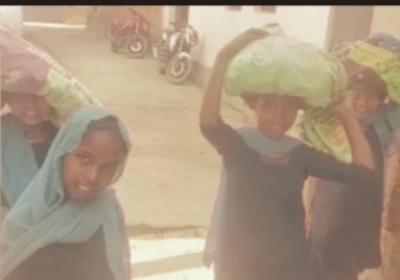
199,28,268,128
333,102,376,170
301,102,377,184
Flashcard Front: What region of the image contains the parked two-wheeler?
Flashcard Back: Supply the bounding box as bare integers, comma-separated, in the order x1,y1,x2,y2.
151,23,178,61
154,22,199,84
106,8,150,58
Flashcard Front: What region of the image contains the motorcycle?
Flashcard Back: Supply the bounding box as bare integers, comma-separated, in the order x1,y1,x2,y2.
154,22,199,85
151,23,178,60
106,8,150,58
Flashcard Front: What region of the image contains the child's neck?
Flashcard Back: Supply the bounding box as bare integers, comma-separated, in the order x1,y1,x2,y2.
256,125,287,140
24,123,47,144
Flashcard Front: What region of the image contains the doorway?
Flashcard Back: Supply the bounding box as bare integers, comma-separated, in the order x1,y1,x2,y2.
325,6,374,50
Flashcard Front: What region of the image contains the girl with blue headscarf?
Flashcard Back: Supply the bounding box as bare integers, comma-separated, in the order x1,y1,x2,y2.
1,107,131,280
1,91,58,216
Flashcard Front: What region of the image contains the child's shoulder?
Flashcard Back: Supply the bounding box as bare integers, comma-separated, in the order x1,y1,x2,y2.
236,125,310,157
1,112,15,126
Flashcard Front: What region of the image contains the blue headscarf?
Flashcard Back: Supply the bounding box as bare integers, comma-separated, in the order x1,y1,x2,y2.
371,32,400,54
1,107,131,280
1,114,41,216
366,33,400,151
203,126,302,265
359,102,400,154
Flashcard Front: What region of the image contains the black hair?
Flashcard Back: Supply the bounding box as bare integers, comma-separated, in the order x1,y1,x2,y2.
87,115,119,131
349,79,388,101
1,91,56,108
86,115,127,150
241,95,305,111
348,67,388,100
2,90,25,100
84,115,129,182
2,90,13,104
242,96,259,110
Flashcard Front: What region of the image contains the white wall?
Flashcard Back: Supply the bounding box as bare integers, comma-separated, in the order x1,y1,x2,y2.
188,5,332,68
371,6,400,39
0,6,23,35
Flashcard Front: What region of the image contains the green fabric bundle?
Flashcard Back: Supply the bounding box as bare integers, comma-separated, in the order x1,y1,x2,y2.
301,107,352,163
224,25,348,107
37,67,102,126
223,23,353,161
346,41,400,103
302,40,400,163
0,27,101,126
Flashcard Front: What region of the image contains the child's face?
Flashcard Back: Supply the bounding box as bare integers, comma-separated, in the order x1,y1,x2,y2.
5,93,53,126
62,129,127,202
349,87,386,119
248,94,302,138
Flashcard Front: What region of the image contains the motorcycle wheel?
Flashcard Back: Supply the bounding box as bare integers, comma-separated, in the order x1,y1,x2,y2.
110,32,128,53
166,53,193,85
124,34,149,58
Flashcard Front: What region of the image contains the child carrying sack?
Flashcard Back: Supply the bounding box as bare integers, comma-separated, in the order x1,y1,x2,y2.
303,35,400,162
224,23,349,162
0,27,101,125
204,23,349,266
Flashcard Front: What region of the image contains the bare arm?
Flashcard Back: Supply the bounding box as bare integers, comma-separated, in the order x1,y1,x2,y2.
335,106,376,170
199,57,229,127
199,28,268,128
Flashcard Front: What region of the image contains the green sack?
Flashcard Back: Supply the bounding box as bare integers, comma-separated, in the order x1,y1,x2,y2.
38,67,102,125
302,42,400,163
302,108,352,163
224,31,347,107
223,24,355,162
346,41,400,103
0,27,101,126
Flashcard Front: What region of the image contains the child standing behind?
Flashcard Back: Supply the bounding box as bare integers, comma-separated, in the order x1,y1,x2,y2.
309,75,400,280
200,28,378,280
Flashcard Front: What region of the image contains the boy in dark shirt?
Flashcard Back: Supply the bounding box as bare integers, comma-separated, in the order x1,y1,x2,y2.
200,28,378,280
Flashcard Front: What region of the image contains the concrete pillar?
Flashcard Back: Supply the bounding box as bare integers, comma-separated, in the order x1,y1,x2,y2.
0,6,23,35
